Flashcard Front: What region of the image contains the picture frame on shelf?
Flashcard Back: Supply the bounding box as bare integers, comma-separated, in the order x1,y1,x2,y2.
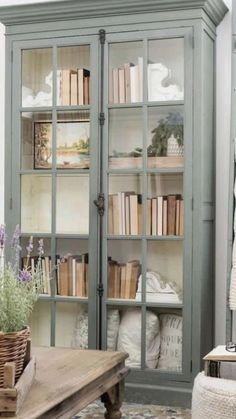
34,120,90,169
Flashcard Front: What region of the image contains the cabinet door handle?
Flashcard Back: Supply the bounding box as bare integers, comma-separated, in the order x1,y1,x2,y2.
94,193,105,216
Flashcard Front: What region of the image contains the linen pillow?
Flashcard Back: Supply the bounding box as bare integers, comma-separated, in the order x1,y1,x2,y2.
157,313,182,372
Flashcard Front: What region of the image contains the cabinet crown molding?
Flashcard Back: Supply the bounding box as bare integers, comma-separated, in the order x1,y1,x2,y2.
0,0,228,27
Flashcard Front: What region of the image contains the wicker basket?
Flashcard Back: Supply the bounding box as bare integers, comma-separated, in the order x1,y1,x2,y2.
0,326,30,388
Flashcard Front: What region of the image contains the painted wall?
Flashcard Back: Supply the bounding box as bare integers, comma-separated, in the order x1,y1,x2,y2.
0,0,233,344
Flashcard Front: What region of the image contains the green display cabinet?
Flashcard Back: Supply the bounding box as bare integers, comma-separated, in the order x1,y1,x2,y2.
0,0,228,407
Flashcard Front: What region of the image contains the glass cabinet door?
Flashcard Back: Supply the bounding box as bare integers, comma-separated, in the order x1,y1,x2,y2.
104,32,188,377
19,40,97,348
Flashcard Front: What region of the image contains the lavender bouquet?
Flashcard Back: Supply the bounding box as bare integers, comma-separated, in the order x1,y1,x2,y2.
0,224,44,333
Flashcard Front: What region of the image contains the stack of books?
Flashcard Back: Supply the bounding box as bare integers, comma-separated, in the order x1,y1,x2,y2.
110,57,143,104
108,259,141,299
57,254,89,297
108,192,142,235
60,68,90,106
204,345,236,379
147,194,184,236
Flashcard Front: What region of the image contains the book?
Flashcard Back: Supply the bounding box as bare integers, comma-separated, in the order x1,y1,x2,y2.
58,259,69,296
61,69,70,105
130,194,138,235
157,196,163,236
124,62,134,103
130,64,139,103
112,68,119,103
120,264,126,298
151,198,157,235
118,68,125,103
78,68,90,105
204,346,236,379
175,196,180,235
179,198,184,236
167,195,176,235
84,72,90,105
163,196,168,235
70,70,78,105
147,198,152,235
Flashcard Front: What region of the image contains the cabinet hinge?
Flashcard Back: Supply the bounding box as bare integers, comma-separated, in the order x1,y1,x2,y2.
10,198,13,210
94,192,105,216
99,112,105,126
97,283,104,297
99,29,106,45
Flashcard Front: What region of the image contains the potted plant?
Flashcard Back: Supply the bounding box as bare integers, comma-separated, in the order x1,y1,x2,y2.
148,112,184,157
0,224,45,387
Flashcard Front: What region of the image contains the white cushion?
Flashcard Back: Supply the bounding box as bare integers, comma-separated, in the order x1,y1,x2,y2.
157,313,182,372
107,309,120,351
192,372,236,418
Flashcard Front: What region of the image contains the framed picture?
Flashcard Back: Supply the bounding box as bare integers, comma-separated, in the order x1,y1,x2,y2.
34,120,90,169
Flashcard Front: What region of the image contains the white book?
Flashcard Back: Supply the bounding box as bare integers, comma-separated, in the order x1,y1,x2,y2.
157,196,163,236
130,65,139,103
118,68,125,103
138,56,143,102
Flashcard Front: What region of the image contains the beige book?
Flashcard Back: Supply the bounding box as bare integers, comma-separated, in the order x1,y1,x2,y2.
118,68,125,103
147,198,152,235
112,68,119,104
163,196,168,236
130,262,140,299
175,197,180,236
157,196,163,236
120,264,126,298
125,195,130,235
78,68,84,105
76,262,84,297
59,260,69,296
151,198,157,235
72,258,76,296
114,264,121,299
130,194,138,235
108,261,116,298
61,69,70,106
45,256,51,296
84,74,90,105
108,195,114,234
70,70,78,105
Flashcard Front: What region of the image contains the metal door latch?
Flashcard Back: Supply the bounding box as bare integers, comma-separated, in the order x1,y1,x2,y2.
94,193,105,216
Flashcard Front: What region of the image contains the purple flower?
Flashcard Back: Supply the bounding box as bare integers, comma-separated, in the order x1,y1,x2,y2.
11,225,20,248
26,236,34,256
0,224,6,248
19,269,32,283
38,239,44,257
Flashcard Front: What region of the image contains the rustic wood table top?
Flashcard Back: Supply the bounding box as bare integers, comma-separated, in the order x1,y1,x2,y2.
1,346,129,419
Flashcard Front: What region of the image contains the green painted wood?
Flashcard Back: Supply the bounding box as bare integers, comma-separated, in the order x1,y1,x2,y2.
0,0,228,26
3,0,226,406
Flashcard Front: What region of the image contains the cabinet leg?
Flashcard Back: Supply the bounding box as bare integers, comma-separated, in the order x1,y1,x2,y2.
101,380,124,419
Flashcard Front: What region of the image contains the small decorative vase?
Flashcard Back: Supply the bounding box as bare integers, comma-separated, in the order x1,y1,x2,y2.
167,134,184,156
0,326,30,388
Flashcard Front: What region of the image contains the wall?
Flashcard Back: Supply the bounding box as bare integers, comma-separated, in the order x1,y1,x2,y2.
0,0,233,344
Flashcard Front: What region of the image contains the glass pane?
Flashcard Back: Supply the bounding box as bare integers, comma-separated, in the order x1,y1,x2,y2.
108,108,143,169
56,303,88,348
22,48,52,107
57,45,90,106
28,301,51,346
107,307,141,368
108,174,143,236
57,111,90,169
107,240,141,300
146,241,183,303
148,38,184,102
21,175,52,233
21,112,52,170
20,237,51,295
146,309,182,372
147,106,184,168
109,42,143,104
147,173,183,236
56,239,89,298
56,175,89,234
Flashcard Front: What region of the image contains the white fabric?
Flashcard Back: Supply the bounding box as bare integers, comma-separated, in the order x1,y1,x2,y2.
192,372,236,418
117,308,160,368
71,308,120,350
157,314,182,372
107,309,120,351
136,271,181,303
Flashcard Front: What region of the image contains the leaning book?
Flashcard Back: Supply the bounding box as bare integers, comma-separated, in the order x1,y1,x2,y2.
204,345,236,379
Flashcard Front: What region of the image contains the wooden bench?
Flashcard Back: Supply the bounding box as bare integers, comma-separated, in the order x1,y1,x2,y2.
0,346,129,419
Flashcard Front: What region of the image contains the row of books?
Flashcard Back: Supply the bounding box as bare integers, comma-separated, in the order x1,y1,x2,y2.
148,194,184,236
108,192,184,236
110,57,143,104
108,259,141,299
60,68,90,106
22,254,89,297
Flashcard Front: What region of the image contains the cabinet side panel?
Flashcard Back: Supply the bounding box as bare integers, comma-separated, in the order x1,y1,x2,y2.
200,28,214,361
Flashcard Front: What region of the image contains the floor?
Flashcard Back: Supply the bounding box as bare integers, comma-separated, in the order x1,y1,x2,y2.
74,401,191,419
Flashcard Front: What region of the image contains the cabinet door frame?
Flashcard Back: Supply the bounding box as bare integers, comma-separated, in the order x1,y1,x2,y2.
101,26,193,382
8,34,100,349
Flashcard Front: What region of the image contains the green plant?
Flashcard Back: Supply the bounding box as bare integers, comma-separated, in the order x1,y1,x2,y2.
0,225,45,333
148,112,183,157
